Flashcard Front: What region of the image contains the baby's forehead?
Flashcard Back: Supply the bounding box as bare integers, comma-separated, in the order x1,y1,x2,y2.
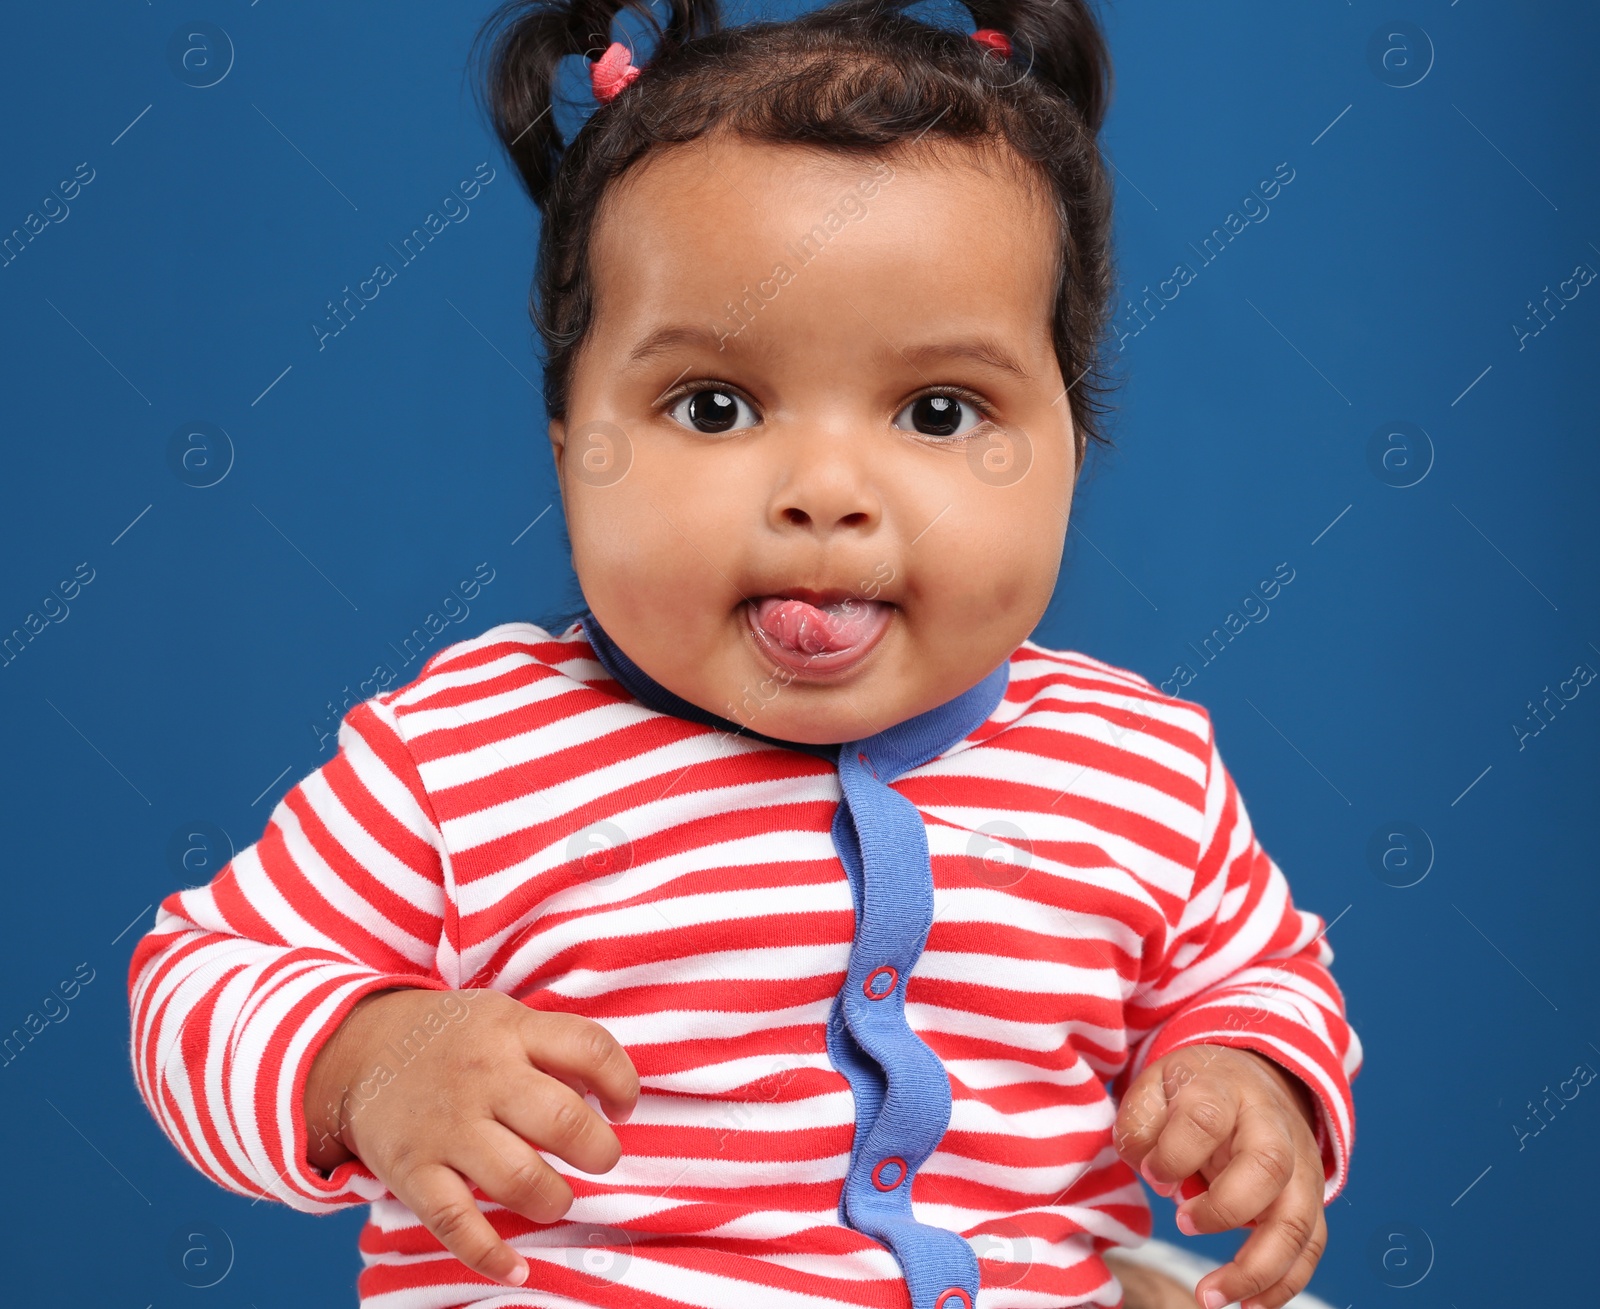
580,132,1063,380
614,130,1047,204
593,133,1059,292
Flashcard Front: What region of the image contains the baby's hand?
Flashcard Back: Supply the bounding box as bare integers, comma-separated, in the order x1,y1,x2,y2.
1113,1044,1324,1309
304,987,639,1288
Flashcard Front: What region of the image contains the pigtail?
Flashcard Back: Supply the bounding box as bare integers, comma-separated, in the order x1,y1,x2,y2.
799,0,1109,137
965,0,1109,134
472,0,721,218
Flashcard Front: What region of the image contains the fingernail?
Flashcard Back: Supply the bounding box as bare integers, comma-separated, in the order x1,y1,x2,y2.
1201,1291,1225,1309
1139,1158,1175,1197
507,1261,529,1286
1175,1209,1198,1236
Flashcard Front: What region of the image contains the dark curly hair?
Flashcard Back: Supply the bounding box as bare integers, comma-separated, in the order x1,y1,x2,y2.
473,0,1116,467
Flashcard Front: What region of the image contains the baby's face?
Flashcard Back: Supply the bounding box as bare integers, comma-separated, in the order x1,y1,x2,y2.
551,134,1075,743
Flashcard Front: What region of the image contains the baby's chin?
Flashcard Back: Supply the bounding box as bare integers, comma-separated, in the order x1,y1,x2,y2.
722,678,902,745
711,620,976,746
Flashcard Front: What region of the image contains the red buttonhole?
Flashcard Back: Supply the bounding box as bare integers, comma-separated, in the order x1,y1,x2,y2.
871,1156,907,1191
863,966,898,1000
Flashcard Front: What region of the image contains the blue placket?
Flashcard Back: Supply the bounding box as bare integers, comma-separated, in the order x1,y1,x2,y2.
825,670,1008,1309
579,615,1009,1309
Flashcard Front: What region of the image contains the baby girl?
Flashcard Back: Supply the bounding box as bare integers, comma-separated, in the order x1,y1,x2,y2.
127,1,1361,1306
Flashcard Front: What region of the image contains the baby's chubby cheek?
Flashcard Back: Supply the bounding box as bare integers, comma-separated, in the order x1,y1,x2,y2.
895,502,1063,674
560,456,761,677
565,481,721,633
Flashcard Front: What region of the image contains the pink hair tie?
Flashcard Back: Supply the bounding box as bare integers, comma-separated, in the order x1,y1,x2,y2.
970,28,1012,58
591,41,642,103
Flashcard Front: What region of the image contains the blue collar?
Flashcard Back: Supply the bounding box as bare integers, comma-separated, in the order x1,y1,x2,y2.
579,610,1008,1309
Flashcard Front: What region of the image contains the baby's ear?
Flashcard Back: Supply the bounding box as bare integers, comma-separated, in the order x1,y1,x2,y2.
547,415,575,508
547,416,568,490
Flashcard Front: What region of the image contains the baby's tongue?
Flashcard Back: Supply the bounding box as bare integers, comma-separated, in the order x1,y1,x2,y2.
753,597,881,655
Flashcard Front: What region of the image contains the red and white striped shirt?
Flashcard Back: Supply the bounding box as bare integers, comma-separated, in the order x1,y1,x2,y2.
127,621,1361,1308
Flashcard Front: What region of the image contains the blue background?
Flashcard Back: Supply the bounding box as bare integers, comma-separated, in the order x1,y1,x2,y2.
1,0,1595,1304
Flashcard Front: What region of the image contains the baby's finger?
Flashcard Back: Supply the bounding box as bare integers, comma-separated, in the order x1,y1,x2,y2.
518,1008,640,1122
1236,1218,1328,1309
495,1065,625,1177
1175,1103,1295,1233
454,1117,577,1225
1112,1062,1175,1165
1142,1072,1240,1196
387,1158,531,1288
1191,1164,1325,1309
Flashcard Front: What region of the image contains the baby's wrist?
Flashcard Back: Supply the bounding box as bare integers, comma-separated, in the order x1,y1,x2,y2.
304,986,412,1170
1237,1047,1319,1128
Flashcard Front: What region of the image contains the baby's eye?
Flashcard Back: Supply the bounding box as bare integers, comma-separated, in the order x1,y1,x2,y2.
668,388,759,434
893,392,987,438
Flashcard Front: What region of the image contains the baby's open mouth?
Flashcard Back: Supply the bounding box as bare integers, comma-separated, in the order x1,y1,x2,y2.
746,593,892,675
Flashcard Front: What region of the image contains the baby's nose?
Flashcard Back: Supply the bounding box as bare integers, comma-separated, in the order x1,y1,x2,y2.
767,441,882,535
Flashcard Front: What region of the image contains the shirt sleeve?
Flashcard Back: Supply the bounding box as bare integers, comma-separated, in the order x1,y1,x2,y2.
1110,709,1363,1204
126,694,456,1213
